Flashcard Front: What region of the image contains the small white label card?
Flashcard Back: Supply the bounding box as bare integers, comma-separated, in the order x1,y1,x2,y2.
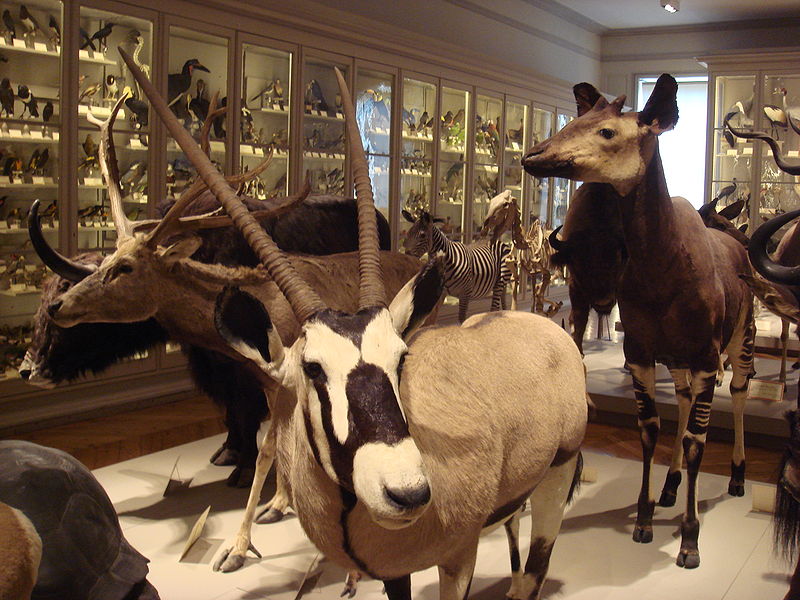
129,138,144,149
33,42,48,52
51,132,59,141
336,111,343,119
32,176,45,185
78,104,89,115
8,129,21,138
789,150,800,158
0,221,8,230
78,49,90,59
747,378,784,402
726,149,738,156
84,177,103,186
751,483,776,514
743,146,753,155
180,506,211,561
209,140,225,153
29,130,42,139
12,38,26,48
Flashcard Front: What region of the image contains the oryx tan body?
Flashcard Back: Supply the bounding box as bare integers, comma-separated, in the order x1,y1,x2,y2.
0,502,41,600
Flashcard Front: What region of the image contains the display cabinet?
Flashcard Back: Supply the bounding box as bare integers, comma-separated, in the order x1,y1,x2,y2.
701,51,800,227
551,112,574,228
437,84,468,241
166,26,228,196
529,106,553,225
400,75,436,226
472,93,501,239
503,98,528,219
301,53,348,196
241,42,291,199
356,67,393,220
77,7,152,253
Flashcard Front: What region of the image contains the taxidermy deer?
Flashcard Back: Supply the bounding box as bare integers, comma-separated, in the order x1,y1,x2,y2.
522,74,755,569
129,52,587,599
480,190,562,316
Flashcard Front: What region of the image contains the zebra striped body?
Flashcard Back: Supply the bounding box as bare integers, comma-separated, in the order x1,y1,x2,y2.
403,212,511,322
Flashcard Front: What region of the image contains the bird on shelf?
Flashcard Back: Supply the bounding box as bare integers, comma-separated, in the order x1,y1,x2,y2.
21,91,37,119
507,119,524,145
16,84,29,102
168,59,210,108
35,148,48,172
717,178,737,203
82,22,114,52
418,111,433,132
25,149,39,172
39,200,57,219
120,161,145,194
47,14,59,46
125,97,149,128
764,87,789,139
3,152,19,176
77,204,101,219
42,100,53,124
304,79,328,112
402,107,419,131
441,110,454,128
486,120,501,156
452,108,465,126
212,96,227,139
723,127,735,149
362,88,390,128
78,81,101,105
19,5,41,42
105,74,118,100
2,10,15,41
79,134,98,171
78,27,95,51
249,79,284,106
0,78,13,118
188,78,209,122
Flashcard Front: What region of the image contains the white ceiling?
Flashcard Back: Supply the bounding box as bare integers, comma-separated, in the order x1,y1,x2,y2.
553,0,800,30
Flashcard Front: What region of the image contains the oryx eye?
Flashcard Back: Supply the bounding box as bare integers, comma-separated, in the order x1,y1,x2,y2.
118,264,133,274
599,128,615,139
302,361,323,380
397,352,408,377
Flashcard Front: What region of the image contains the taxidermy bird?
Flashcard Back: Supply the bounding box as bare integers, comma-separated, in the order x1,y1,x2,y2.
120,160,145,193
168,59,209,107
78,81,101,104
82,22,114,51
47,14,59,46
507,119,524,145
486,120,501,156
16,84,29,102
717,178,737,203
19,5,41,41
0,78,14,118
402,107,418,130
78,27,95,51
188,78,209,122
21,91,37,119
418,111,433,131
764,88,789,139
26,148,39,172
304,79,328,112
41,100,53,124
452,108,465,126
723,127,735,149
2,10,15,40
125,97,149,127
441,110,454,128
105,74,118,100
444,155,464,185
35,147,48,171
79,134,98,171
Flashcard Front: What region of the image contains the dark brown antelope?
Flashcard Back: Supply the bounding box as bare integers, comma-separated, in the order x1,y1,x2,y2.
121,48,587,600
523,74,755,569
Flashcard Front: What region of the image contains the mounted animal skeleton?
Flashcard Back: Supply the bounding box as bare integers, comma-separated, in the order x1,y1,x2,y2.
118,51,586,599
480,191,563,316
523,74,755,569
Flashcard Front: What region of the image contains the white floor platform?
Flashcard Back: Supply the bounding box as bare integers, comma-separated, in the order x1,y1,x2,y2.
93,433,794,600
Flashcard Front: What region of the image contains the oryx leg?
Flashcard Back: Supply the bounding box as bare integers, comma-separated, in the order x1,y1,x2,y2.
213,419,276,573
676,364,718,569
628,360,659,544
726,308,754,497
255,464,290,523
438,541,478,600
504,509,523,599
658,368,690,508
507,452,580,600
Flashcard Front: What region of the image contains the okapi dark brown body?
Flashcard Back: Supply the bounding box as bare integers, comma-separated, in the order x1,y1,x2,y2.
523,74,755,569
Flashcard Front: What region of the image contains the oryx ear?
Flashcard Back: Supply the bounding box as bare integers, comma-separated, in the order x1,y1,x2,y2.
158,236,202,266
719,199,745,220
214,286,285,374
389,256,445,340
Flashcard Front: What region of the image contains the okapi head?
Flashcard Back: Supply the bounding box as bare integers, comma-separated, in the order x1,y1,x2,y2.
401,209,444,257
697,197,749,247
119,50,444,529
38,95,299,327
522,74,679,196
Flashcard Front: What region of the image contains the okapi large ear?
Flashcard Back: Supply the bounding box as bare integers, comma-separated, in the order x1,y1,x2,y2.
389,256,445,340
157,236,202,266
697,199,716,221
214,286,285,376
638,73,679,134
719,199,745,220
739,223,748,234
573,82,602,117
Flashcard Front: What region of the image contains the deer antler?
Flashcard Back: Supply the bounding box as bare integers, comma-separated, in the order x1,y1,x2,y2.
200,92,227,158
119,45,326,322
86,94,133,241
725,111,800,175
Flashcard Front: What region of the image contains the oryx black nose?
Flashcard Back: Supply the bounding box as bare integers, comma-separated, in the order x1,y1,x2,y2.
19,367,30,380
47,300,62,317
384,481,431,510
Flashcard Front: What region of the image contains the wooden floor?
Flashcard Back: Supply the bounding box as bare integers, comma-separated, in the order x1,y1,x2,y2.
0,394,787,485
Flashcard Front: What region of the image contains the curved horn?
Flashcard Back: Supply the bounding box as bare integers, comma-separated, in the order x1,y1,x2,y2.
118,46,325,322
749,208,800,285
726,113,800,176
28,199,94,282
549,225,566,250
334,67,385,309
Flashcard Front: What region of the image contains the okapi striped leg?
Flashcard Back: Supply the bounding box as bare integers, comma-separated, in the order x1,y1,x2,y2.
504,509,523,598
458,297,469,323
383,575,411,600
629,363,659,544
508,453,580,600
658,369,690,507
728,313,754,497
677,368,718,569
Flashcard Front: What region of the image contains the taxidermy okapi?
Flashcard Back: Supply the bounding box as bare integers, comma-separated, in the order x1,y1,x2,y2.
24,116,394,491
522,74,755,569
135,54,587,599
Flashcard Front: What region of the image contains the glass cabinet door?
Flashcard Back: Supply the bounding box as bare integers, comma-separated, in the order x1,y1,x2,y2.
302,56,347,196
472,93,502,239
712,75,755,218
760,75,800,217
77,9,152,253
241,43,291,199
0,0,62,379
529,107,552,225
167,27,228,196
504,99,527,215
400,76,435,244
356,68,393,220
551,112,573,228
438,85,468,241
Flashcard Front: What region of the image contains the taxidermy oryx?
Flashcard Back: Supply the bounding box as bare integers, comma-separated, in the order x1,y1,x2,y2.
130,51,587,599
522,74,755,569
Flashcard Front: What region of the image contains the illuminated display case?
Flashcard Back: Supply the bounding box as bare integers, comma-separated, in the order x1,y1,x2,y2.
472,93,501,239
529,106,553,225
551,112,574,228
356,67,393,221
437,84,468,241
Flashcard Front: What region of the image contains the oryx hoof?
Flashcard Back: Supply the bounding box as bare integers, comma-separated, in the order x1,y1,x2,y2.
210,445,240,466
658,490,677,507
676,549,700,569
728,481,745,497
632,525,653,544
256,506,285,524
213,548,246,573
226,465,255,488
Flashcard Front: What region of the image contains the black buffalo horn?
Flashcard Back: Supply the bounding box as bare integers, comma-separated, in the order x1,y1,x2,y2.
748,208,800,285
28,199,94,282
549,225,566,250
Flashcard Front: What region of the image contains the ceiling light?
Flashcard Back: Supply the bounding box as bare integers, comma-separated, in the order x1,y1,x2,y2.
660,0,679,12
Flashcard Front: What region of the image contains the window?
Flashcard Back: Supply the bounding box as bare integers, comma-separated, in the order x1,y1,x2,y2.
637,75,707,208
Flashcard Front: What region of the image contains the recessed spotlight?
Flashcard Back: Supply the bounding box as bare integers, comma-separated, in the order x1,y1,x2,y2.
660,0,680,12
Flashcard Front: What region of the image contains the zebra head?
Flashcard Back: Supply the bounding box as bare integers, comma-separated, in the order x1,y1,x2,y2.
402,210,443,257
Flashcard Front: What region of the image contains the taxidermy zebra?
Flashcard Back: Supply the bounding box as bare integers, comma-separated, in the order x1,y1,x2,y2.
402,210,511,322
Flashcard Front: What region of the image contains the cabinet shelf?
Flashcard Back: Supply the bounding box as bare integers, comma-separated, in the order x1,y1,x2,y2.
0,39,59,58
304,109,344,122
77,49,117,66
303,151,345,161
0,132,59,143
402,132,433,142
